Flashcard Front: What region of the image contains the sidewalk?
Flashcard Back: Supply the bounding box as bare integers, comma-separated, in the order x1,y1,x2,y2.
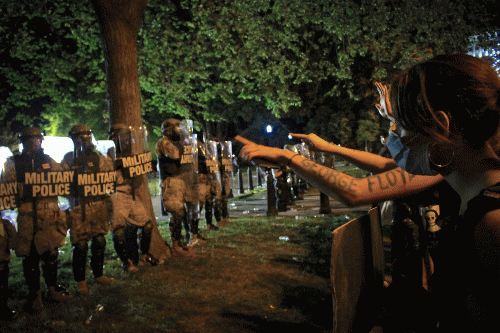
151,185,371,222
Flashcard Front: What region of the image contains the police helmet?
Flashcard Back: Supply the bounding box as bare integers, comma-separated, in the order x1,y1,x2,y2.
69,124,92,138
108,123,130,139
161,119,181,137
18,127,44,142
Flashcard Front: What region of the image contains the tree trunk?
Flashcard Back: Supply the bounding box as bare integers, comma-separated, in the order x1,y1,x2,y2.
91,0,171,260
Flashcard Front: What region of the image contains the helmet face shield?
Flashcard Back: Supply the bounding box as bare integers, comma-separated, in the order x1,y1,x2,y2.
179,119,193,144
109,124,153,179
19,127,44,153
69,125,97,158
109,125,150,157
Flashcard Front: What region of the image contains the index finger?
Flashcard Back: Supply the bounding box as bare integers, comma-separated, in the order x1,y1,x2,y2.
235,135,254,145
289,133,308,140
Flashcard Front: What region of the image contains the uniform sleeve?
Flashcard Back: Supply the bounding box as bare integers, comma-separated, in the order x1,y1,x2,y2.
156,138,180,160
96,154,112,172
1,219,17,250
1,158,16,182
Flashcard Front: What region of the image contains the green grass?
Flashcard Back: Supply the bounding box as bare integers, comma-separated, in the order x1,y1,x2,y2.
1,210,351,332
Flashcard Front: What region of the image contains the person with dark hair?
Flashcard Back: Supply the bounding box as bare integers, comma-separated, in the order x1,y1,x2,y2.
238,54,500,331
61,124,116,293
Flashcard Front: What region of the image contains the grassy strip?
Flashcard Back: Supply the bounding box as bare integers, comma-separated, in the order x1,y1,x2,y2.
2,213,352,333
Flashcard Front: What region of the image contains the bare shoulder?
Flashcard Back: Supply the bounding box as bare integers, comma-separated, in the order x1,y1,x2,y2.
479,209,500,237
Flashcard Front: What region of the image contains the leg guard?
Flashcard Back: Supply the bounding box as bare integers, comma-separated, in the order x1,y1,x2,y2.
90,235,106,279
204,200,213,225
170,214,184,244
221,197,229,219
191,218,199,235
112,227,128,264
0,261,12,316
40,249,59,289
22,247,41,297
125,223,139,266
214,199,222,223
72,240,88,282
140,221,153,255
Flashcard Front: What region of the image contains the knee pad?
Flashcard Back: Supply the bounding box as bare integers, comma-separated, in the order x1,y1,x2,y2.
113,227,125,243
73,240,88,252
142,221,153,235
92,235,106,249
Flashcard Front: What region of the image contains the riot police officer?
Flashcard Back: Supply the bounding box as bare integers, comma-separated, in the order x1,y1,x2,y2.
156,119,197,256
197,138,219,232
216,140,234,225
2,127,71,312
108,124,156,272
61,125,116,292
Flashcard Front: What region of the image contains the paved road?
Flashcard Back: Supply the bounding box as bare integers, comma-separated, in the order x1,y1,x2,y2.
151,184,371,223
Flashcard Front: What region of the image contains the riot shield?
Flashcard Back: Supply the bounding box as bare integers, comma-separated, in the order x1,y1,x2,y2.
207,140,222,200
219,140,233,194
71,140,117,200
0,147,17,212
179,121,198,218
113,125,154,179
295,142,311,159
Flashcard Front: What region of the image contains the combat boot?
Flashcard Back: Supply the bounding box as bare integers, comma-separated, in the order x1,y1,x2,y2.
207,223,219,230
171,240,195,257
27,290,43,313
77,280,89,293
95,276,116,285
139,253,160,266
123,259,139,273
48,285,72,303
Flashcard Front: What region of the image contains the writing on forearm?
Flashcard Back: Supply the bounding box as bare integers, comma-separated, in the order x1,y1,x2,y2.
366,168,417,193
302,159,358,193
301,158,418,194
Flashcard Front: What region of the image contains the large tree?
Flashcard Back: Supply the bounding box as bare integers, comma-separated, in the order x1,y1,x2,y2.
90,0,171,260
1,0,499,145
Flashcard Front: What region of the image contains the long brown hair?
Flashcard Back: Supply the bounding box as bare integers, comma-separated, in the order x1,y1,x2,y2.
390,54,500,150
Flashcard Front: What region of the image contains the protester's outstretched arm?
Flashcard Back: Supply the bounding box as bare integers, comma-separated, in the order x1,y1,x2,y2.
289,133,397,174
236,135,443,207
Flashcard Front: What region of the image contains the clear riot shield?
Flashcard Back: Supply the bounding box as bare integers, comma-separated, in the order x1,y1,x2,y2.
0,147,17,215
179,120,198,218
114,125,154,179
296,142,311,159
72,139,117,201
12,144,74,201
96,140,116,159
219,140,233,194
207,140,222,200
284,144,299,154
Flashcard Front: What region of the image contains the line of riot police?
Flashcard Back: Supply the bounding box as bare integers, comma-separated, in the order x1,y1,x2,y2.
0,120,235,319
0,124,160,318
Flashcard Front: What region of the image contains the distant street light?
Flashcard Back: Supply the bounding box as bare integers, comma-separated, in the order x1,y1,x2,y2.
266,125,273,134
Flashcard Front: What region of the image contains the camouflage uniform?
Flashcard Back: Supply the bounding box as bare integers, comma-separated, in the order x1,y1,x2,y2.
61,124,115,291
0,218,17,320
197,140,219,231
1,127,71,312
109,124,154,271
156,119,197,255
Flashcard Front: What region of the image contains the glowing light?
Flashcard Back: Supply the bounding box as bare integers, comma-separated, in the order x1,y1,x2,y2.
266,125,273,133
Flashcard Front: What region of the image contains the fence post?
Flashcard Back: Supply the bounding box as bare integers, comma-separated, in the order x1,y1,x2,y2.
266,168,278,216
248,166,254,191
238,168,245,194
